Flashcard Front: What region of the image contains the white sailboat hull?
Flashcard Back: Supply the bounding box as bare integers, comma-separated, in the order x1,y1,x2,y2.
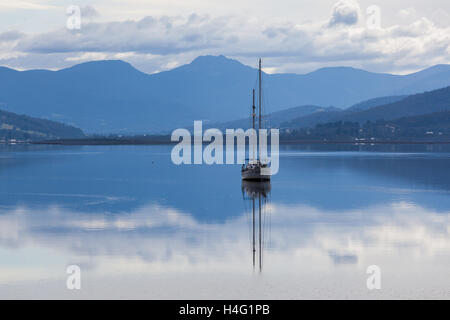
241,164,271,181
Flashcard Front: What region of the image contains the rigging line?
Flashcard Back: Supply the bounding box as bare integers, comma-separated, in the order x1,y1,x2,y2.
260,61,272,130
252,71,258,130
249,90,252,130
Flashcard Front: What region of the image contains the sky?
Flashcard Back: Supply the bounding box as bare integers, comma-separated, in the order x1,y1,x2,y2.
0,0,449,74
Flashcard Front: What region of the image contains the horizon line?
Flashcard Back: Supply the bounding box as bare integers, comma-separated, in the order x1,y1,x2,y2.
1,55,449,77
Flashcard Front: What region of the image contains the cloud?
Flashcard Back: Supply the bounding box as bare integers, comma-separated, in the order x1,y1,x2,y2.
65,52,108,62
16,14,233,55
429,8,450,28
0,30,24,42
81,5,100,20
1,4,450,75
0,201,448,279
398,7,417,20
0,0,56,11
0,31,26,61
329,0,361,27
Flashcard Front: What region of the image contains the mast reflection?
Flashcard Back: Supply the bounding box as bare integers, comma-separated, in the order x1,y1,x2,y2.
242,181,271,272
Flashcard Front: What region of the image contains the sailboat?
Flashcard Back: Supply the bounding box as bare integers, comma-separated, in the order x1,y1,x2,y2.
241,58,271,181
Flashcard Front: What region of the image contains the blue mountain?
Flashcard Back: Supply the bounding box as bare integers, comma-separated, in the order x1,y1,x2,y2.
282,86,450,129
346,95,408,111
207,105,340,131
0,55,449,133
0,108,84,140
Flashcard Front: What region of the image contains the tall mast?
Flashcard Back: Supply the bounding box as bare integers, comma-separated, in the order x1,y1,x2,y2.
258,58,262,161
258,58,262,131
252,89,256,130
252,89,256,162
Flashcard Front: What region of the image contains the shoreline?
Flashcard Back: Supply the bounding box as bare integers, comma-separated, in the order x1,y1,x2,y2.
25,138,450,146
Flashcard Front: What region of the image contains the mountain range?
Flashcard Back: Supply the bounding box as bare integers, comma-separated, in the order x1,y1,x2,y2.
281,86,450,129
2,86,449,142
204,105,339,131
0,109,84,141
1,55,450,134
282,109,450,141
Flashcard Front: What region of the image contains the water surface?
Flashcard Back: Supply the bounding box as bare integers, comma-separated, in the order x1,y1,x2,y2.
0,144,449,299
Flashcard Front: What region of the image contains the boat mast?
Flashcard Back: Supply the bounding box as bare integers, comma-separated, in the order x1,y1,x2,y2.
258,58,262,131
258,58,262,162
252,89,256,131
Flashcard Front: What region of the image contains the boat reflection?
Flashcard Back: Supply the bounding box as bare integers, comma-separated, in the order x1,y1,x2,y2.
241,180,271,272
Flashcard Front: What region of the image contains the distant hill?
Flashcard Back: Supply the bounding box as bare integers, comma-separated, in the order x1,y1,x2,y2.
1,56,450,133
282,110,450,141
206,105,339,131
0,109,84,141
283,86,450,129
344,86,450,122
346,95,407,111
280,109,344,129
388,110,450,137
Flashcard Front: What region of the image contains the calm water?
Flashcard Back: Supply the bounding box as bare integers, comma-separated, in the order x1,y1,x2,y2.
0,144,449,299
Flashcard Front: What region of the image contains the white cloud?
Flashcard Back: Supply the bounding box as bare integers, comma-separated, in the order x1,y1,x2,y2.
0,30,24,42
65,52,108,62
0,201,449,281
0,1,449,74
329,0,362,27
0,0,56,11
398,7,417,20
81,5,100,20
16,14,234,55
429,8,450,27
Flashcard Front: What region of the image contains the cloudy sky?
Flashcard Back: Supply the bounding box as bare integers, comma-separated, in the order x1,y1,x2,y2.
0,0,449,74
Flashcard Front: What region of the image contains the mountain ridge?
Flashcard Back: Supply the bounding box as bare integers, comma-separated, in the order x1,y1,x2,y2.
4,57,450,77
1,56,450,133
0,108,85,141
282,86,450,129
